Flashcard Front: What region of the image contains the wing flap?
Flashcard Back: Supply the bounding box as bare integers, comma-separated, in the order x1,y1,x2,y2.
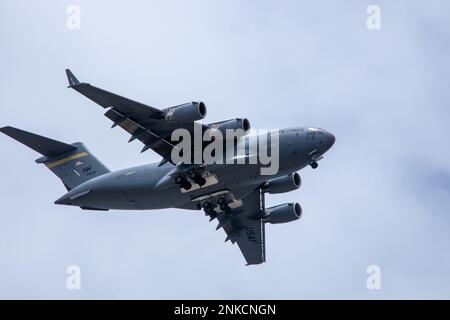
104,108,176,160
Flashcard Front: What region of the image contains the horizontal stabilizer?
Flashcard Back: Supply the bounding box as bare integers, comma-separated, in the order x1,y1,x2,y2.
80,206,109,211
0,126,76,157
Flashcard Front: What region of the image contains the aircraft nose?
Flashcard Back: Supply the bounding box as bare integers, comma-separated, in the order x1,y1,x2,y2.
321,130,335,152
326,132,335,149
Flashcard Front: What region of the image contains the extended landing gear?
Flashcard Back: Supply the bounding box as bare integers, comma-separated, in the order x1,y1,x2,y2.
189,172,206,187
202,198,231,216
202,201,216,216
175,176,192,190
217,198,231,213
195,190,243,219
175,171,209,191
309,160,318,169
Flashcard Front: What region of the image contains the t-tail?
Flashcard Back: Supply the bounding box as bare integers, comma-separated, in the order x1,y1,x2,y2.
0,126,109,191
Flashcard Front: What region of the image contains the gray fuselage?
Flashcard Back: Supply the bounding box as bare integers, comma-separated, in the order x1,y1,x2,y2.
55,127,335,210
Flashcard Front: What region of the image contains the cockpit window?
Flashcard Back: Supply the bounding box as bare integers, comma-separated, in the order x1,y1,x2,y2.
306,131,316,139
306,128,324,139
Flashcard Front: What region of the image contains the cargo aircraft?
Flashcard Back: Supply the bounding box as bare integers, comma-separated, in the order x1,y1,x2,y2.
0,70,335,265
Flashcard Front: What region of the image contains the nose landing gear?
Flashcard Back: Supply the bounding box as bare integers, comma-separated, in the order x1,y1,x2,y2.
309,160,318,169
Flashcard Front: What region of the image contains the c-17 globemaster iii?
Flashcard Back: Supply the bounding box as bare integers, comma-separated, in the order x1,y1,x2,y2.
0,69,335,265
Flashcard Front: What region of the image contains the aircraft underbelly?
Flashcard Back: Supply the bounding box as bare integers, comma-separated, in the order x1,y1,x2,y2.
69,156,304,210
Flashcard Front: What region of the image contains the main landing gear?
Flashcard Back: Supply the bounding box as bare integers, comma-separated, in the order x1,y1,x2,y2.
189,172,206,187
175,171,207,191
202,197,231,216
175,176,192,190
202,201,217,217
217,198,231,213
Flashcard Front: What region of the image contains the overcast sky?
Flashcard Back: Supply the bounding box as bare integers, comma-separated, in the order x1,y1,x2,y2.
1,0,450,299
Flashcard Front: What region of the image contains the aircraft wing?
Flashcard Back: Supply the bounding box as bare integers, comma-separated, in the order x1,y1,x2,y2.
65,69,205,163
214,189,266,265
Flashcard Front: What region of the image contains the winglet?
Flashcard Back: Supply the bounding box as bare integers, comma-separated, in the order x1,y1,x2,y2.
65,69,81,87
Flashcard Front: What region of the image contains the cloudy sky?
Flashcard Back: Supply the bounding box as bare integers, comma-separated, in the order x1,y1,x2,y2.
1,0,449,299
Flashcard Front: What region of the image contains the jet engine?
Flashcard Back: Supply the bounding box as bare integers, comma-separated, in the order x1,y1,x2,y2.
263,173,301,194
165,101,207,124
263,203,302,224
207,118,251,134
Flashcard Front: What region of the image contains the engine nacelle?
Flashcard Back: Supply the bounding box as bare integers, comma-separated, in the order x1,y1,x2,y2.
263,173,301,194
165,101,207,124
263,203,302,224
207,118,251,134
